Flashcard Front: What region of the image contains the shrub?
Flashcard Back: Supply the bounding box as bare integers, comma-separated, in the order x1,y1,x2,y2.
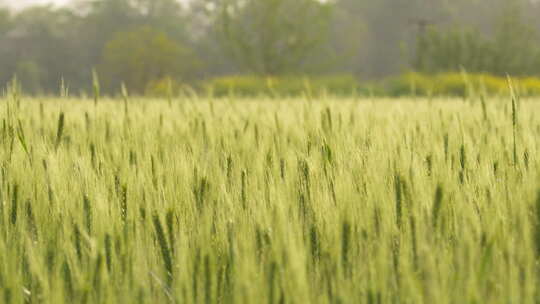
203,75,362,97
383,72,433,97
145,77,196,97
145,72,540,98
382,72,540,97
517,77,540,96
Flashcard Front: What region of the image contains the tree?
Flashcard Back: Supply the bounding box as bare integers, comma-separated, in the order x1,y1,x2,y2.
0,8,10,35
412,1,540,76
0,8,12,86
100,26,199,93
311,0,367,75
209,0,333,75
79,0,188,41
15,61,43,93
489,2,540,75
414,28,491,73
0,6,80,93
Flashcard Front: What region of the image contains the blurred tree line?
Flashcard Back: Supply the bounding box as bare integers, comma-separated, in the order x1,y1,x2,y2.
0,0,540,95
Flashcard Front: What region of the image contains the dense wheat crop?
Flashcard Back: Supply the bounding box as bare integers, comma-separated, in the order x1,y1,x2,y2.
0,94,539,303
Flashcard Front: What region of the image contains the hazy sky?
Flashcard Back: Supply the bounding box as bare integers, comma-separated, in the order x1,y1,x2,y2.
4,0,190,9
5,0,70,8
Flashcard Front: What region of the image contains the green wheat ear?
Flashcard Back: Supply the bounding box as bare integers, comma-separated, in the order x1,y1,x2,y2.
153,213,173,285
10,183,18,226
121,82,129,116
92,69,100,106
83,194,92,234
507,75,519,167
16,119,31,162
341,219,351,271
534,190,540,259
432,184,444,229
480,94,488,121
60,77,69,98
55,112,65,150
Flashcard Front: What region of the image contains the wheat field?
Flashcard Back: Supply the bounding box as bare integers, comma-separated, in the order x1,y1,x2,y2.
0,94,539,303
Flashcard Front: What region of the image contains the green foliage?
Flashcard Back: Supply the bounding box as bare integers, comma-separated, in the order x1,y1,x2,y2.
14,61,43,94
415,4,540,76
415,28,493,74
4,0,540,95
0,7,81,93
211,0,333,75
100,26,199,93
0,9,11,34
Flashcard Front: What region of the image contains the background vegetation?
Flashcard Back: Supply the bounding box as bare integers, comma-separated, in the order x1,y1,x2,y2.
2,0,540,96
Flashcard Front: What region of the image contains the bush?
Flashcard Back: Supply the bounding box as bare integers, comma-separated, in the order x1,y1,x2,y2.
382,72,540,97
383,72,433,96
203,75,362,97
145,73,540,98
145,77,197,97
517,77,540,96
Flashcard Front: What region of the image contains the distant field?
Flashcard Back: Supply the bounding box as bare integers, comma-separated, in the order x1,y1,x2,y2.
0,96,539,303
